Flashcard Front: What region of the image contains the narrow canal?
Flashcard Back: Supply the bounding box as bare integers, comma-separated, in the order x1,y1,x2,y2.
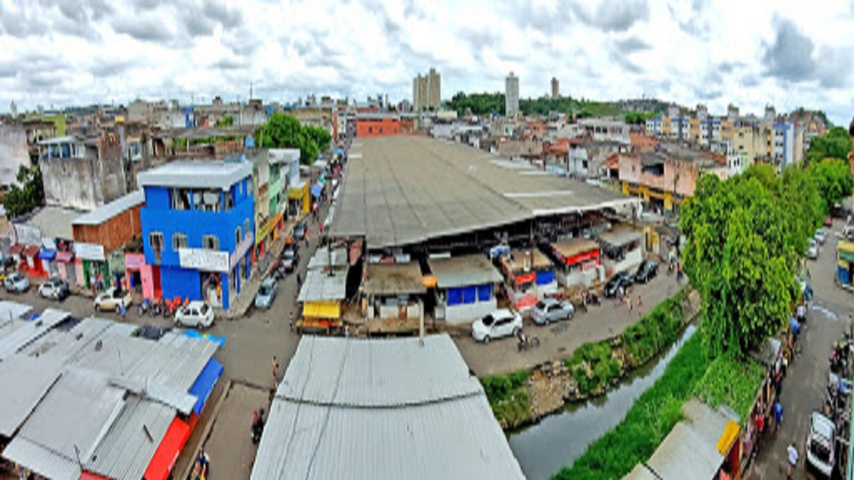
508,324,698,480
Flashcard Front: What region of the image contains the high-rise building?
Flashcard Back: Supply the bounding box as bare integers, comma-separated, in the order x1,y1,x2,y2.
551,77,559,99
412,68,441,112
506,72,520,117
9,101,17,119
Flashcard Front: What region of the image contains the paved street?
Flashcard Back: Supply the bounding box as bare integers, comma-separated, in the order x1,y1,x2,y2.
750,219,852,479
454,266,683,376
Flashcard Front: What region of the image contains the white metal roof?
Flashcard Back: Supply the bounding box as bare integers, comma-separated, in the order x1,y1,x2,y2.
0,309,70,361
0,355,63,437
428,255,503,289
306,247,348,270
251,335,525,480
136,160,253,190
72,190,145,226
297,269,347,302
25,206,83,240
0,301,32,323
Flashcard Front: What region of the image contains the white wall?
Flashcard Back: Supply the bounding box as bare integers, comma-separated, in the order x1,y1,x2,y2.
440,298,497,325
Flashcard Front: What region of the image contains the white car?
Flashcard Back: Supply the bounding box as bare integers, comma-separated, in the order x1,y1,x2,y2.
175,301,215,329
805,412,835,477
531,298,574,325
94,287,133,312
472,309,523,343
38,278,69,301
3,273,29,294
806,238,819,260
814,229,828,245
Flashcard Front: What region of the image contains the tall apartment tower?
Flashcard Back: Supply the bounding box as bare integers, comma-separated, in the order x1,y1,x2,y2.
412,68,441,112
506,72,520,117
551,77,559,99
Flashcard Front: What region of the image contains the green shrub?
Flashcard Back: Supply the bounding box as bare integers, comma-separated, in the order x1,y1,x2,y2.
694,354,765,424
553,332,711,480
492,389,531,428
481,375,512,403
621,293,686,368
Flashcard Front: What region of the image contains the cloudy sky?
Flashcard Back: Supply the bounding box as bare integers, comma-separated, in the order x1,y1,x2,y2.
1,0,853,124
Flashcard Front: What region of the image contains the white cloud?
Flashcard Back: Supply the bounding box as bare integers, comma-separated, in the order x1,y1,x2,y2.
1,0,853,124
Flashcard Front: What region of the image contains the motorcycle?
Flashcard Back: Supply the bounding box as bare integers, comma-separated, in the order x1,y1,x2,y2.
137,299,150,317
150,298,164,317
251,408,266,444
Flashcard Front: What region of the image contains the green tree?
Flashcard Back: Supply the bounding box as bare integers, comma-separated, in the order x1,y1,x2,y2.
258,113,318,165
805,126,852,164
680,165,818,358
3,165,45,218
810,157,854,214
215,115,234,127
625,112,656,125
304,125,332,153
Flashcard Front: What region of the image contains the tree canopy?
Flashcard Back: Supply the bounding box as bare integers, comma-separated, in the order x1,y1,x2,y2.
3,165,45,219
679,165,820,358
805,126,852,165
809,157,853,214
443,91,633,119
625,112,656,125
257,113,330,165
215,115,234,127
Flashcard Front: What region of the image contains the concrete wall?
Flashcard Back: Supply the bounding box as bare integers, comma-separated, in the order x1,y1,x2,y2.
41,155,101,211
442,298,497,325
0,125,29,186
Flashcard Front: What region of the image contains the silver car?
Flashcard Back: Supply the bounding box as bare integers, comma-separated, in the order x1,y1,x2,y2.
531,298,574,325
4,273,29,294
806,238,819,260
254,277,278,309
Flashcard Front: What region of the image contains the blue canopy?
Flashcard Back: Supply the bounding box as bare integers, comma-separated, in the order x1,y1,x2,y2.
188,357,223,415
39,249,56,261
311,183,323,198
184,329,226,346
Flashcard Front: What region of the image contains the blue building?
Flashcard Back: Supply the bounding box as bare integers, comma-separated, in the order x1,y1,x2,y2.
138,161,255,309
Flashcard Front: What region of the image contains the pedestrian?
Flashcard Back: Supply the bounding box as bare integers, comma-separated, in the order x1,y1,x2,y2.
345,325,350,338
319,222,324,234
272,355,279,383
774,400,783,432
289,311,295,332
676,262,683,282
796,302,806,323
120,302,126,321
636,294,642,308
296,272,302,290
786,442,798,479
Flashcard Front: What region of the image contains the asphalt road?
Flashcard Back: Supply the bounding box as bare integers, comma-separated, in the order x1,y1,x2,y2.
750,219,852,480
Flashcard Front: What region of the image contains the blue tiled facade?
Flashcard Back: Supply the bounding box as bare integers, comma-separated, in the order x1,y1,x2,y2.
141,176,254,309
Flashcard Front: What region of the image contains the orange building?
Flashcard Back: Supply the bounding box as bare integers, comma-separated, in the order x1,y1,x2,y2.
355,116,413,137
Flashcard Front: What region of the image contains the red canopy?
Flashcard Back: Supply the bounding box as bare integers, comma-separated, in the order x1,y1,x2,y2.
9,244,24,256
80,472,111,480
23,245,40,258
143,418,190,480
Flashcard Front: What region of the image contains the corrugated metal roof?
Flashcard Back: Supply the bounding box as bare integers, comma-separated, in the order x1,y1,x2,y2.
0,308,70,361
597,226,643,247
72,190,145,226
297,269,347,302
136,160,253,190
2,436,81,480
85,397,174,480
0,301,33,323
428,255,503,289
306,247,348,270
252,335,524,480
364,262,427,295
3,370,126,479
0,355,63,436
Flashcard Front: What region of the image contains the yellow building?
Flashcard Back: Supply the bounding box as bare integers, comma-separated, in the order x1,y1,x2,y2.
720,120,734,142
661,116,673,137
688,118,701,143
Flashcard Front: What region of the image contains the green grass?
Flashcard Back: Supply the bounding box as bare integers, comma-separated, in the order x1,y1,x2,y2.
620,291,686,368
553,331,712,480
481,370,532,428
694,354,765,424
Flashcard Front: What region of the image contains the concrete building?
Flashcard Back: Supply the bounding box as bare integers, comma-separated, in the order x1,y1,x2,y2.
38,132,128,211
412,68,441,112
505,72,520,117
772,121,794,169
551,77,560,99
138,161,255,309
252,150,293,260
578,118,631,145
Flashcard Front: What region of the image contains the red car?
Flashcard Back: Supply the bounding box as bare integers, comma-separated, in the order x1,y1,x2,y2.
824,216,833,227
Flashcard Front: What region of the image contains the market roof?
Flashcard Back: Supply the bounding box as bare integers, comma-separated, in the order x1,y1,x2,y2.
297,269,347,302
0,301,32,323
364,262,427,295
637,399,739,480
429,255,503,289
597,226,643,248
72,190,145,226
25,206,85,240
331,136,634,248
0,308,70,361
502,249,552,273
136,160,253,190
550,238,601,259
306,247,348,270
251,334,525,480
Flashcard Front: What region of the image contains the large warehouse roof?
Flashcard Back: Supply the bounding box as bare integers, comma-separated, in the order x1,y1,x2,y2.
332,136,635,248
251,334,525,480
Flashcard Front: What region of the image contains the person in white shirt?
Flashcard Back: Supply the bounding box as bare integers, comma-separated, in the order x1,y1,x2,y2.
787,442,798,479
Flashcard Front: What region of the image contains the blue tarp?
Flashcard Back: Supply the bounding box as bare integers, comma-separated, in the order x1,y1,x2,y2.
188,358,223,415
311,184,323,198
461,286,476,304
447,288,462,305
39,249,56,261
185,329,226,346
536,270,555,285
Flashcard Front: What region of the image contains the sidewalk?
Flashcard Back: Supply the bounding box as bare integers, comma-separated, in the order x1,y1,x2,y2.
219,215,306,320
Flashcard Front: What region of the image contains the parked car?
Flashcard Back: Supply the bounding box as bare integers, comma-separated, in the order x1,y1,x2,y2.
824,216,833,227
632,260,659,283
293,222,307,240
603,271,633,298
805,412,835,477
472,309,523,343
531,298,574,325
3,272,29,293
806,238,820,260
814,229,827,245
94,287,132,312
254,277,278,309
175,301,215,328
282,248,299,273
38,278,69,301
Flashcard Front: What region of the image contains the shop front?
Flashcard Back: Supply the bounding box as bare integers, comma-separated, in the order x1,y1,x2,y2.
254,211,281,262
55,250,76,283
125,252,158,300
107,249,126,291
288,182,310,216
73,242,109,289
175,248,230,308
38,248,56,277
23,245,45,276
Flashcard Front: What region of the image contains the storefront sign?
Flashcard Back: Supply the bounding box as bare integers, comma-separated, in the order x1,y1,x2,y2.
255,212,281,245
231,233,253,270
125,253,145,269
515,272,537,285
73,242,106,261
179,248,229,273
13,224,41,246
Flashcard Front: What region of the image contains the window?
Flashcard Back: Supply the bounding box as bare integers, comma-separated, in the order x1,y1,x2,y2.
244,219,250,238
202,235,219,250
171,188,191,210
128,141,143,161
149,232,164,251
235,226,242,246
172,233,188,250
224,191,234,210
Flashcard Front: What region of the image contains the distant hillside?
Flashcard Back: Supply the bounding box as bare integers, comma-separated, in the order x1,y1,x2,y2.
444,92,664,119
